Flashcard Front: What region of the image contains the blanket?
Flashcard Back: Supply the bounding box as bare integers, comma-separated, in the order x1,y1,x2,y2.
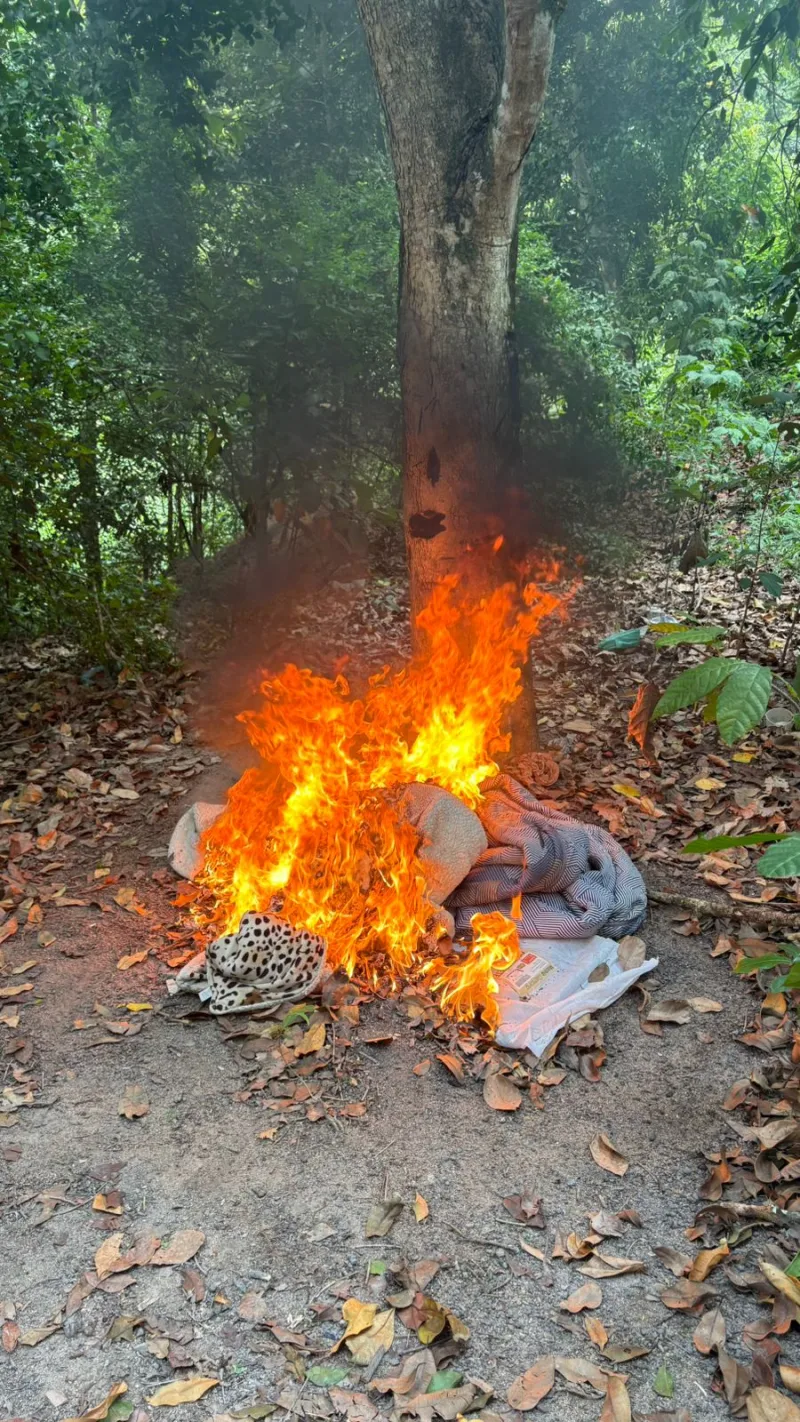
446,774,647,941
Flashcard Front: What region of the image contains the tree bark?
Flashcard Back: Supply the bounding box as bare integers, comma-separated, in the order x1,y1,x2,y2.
356,0,560,624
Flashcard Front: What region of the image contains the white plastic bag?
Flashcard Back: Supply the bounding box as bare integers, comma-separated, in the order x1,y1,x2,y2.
496,935,658,1058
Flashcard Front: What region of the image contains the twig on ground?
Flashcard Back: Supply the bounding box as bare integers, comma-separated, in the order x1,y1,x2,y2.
649,887,800,931
446,1224,517,1253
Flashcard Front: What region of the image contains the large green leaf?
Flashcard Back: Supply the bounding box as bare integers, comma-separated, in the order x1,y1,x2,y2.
734,953,792,976
652,657,735,719
756,834,800,879
684,831,786,854
714,662,772,744
655,625,726,647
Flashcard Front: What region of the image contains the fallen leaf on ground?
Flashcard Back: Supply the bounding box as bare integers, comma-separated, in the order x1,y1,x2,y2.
92,1193,124,1216
1,1319,19,1352
688,996,723,1013
19,1321,61,1345
600,1374,632,1422
760,1260,800,1309
297,1022,326,1055
345,1307,394,1364
151,1229,205,1266
560,1282,602,1313
503,1193,545,1227
689,1241,729,1281
147,1377,219,1406
95,1233,124,1281
483,1071,522,1111
553,1357,608,1391
334,1299,378,1349
118,1085,149,1120
117,951,148,971
585,1317,608,1349
780,1365,800,1394
238,1291,269,1323
365,1198,403,1238
654,1246,691,1278
660,1278,718,1309
617,936,647,971
578,1253,645,1279
63,1382,127,1422
506,1356,555,1410
590,1134,629,1176
747,1389,800,1421
413,1193,429,1222
693,1306,726,1355
328,1387,377,1422
436,1054,464,1084
647,999,692,1025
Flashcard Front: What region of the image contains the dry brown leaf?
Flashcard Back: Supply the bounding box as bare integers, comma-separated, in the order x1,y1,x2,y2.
647,999,692,1025
483,1071,522,1111
780,1366,800,1395
660,1278,717,1310
117,950,148,971
151,1229,205,1266
147,1377,219,1406
590,1134,629,1176
627,682,660,756
760,1260,800,1309
296,1022,326,1056
62,1382,128,1422
747,1389,800,1422
600,1374,632,1422
365,1197,403,1238
345,1308,394,1365
94,1233,124,1281
413,1193,429,1223
617,936,647,971
553,1357,608,1392
1,1319,19,1352
693,1306,726,1355
436,1054,465,1084
578,1253,644,1279
329,1388,378,1422
506,1356,555,1410
654,1246,691,1278
92,1193,124,1216
585,1316,608,1350
118,1085,149,1120
688,996,723,1014
19,1321,61,1346
333,1298,378,1350
689,1241,729,1282
238,1291,269,1323
560,1282,602,1314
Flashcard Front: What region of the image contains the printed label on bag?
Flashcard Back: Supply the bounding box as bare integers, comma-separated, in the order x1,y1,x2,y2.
502,951,556,1000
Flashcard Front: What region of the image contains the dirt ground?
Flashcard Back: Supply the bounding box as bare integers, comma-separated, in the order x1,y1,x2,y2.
0,790,764,1421
3,561,799,1422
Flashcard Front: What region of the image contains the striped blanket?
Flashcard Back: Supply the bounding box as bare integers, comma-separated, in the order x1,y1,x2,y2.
447,774,647,941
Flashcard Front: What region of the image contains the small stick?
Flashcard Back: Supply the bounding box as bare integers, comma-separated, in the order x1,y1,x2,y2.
648,888,800,932
446,1224,517,1254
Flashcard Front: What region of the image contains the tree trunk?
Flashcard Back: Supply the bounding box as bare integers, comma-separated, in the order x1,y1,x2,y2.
356,0,560,624
76,415,103,591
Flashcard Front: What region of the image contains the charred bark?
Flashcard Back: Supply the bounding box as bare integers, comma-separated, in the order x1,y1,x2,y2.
357,0,560,623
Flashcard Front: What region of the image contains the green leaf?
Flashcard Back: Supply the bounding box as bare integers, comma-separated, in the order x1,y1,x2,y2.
655,625,726,647
734,954,792,976
786,1252,800,1280
368,1260,386,1276
427,1371,464,1394
107,1404,134,1422
715,662,772,744
281,1004,313,1028
759,571,783,598
652,658,735,719
757,835,800,878
653,1365,674,1400
306,1366,351,1388
684,831,786,853
781,962,800,989
598,627,646,652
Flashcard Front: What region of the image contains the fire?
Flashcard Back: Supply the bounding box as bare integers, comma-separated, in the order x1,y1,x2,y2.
199,569,564,1025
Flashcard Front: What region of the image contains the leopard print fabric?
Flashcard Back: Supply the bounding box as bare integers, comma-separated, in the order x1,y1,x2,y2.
175,911,326,1016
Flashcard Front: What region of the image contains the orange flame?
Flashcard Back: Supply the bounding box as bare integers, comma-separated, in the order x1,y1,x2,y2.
424,911,520,1030
198,570,564,1021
